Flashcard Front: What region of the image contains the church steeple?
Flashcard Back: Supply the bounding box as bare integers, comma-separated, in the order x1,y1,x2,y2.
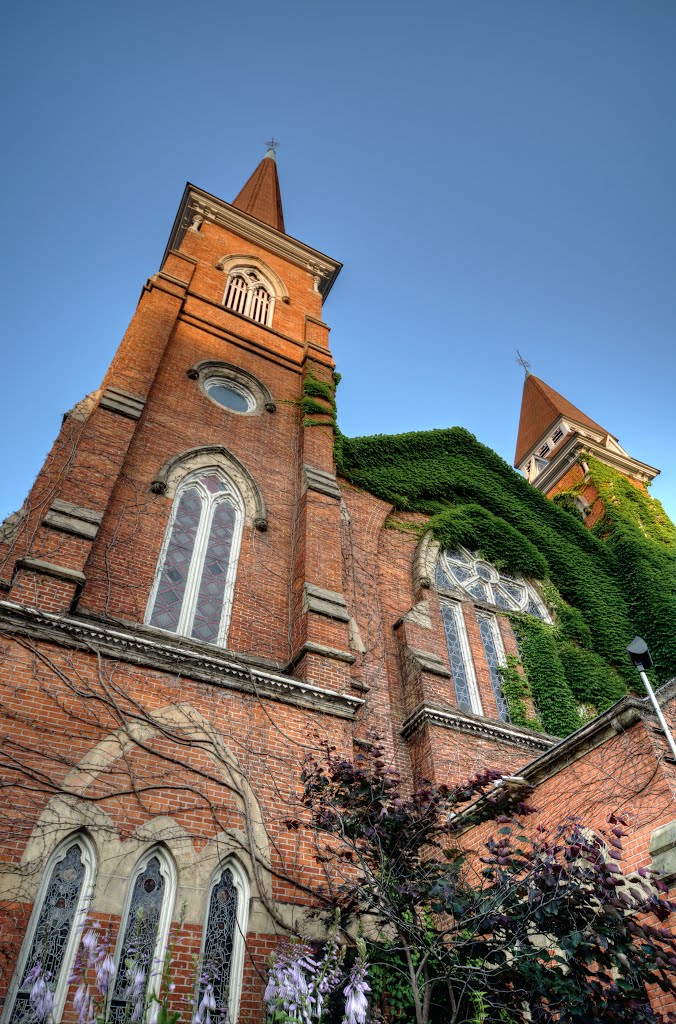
514,375,610,468
514,373,659,501
232,147,285,233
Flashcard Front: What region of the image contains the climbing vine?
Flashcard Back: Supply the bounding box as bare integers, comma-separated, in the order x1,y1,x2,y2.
302,367,338,428
334,426,676,736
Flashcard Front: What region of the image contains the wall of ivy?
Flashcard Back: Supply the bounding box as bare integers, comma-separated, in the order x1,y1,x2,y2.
334,426,676,738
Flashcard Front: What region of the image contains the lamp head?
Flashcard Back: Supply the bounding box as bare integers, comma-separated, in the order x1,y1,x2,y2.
627,635,653,672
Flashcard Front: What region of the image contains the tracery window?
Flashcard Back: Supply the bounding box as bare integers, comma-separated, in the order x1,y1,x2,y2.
437,547,548,722
197,861,249,1022
6,835,95,1024
439,602,482,716
223,268,274,326
476,611,510,721
146,471,244,646
110,851,175,1024
436,546,548,620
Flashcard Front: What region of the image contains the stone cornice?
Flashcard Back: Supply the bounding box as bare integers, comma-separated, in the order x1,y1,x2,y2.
517,685,676,787
0,601,364,720
401,702,555,752
531,434,659,492
163,184,342,300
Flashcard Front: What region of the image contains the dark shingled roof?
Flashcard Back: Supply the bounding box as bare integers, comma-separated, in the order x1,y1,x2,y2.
232,150,285,233
514,375,612,466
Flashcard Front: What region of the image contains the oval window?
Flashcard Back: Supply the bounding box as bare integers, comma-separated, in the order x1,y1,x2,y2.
205,378,254,414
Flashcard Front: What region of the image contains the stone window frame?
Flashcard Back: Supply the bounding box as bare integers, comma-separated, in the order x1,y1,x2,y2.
439,597,484,717
187,361,276,418
195,857,249,1024
414,533,550,723
215,255,288,329
145,468,245,648
3,831,96,1024
111,845,176,1011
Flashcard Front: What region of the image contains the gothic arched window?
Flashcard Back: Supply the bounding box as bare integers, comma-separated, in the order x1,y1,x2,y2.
109,850,175,1024
436,547,549,722
223,268,273,326
196,861,249,1022
146,471,244,646
6,834,95,1024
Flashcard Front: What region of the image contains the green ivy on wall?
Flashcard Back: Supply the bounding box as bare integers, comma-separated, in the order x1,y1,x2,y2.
334,426,675,738
301,367,338,427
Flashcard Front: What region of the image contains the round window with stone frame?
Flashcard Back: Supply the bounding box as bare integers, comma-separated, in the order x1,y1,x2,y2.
188,361,275,418
436,545,550,621
204,376,256,414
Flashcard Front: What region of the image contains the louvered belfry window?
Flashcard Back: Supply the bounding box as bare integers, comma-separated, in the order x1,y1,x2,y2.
223,269,273,325
146,471,243,647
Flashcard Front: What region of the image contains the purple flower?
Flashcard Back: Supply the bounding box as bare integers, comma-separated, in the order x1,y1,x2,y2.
132,968,145,1001
95,953,115,996
29,974,55,1024
82,929,99,957
342,945,370,1024
24,963,42,988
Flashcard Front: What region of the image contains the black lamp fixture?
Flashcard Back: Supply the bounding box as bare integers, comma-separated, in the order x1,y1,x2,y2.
627,635,653,673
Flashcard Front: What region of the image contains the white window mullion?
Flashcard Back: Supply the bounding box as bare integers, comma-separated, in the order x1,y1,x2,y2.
178,488,214,638
215,494,244,648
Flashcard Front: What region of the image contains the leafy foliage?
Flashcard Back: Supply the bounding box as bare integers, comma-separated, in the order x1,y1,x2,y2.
301,745,676,1024
334,426,676,734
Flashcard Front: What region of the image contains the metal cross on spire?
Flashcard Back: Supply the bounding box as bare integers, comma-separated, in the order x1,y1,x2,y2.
265,137,280,154
516,350,532,377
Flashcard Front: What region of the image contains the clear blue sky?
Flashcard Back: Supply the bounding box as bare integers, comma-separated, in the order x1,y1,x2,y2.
1,1,674,523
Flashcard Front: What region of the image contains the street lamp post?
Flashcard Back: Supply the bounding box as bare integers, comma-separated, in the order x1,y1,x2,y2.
627,636,676,761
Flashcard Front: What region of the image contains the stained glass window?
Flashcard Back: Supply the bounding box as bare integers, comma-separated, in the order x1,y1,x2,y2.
440,602,482,715
192,504,236,643
476,612,510,722
110,857,166,1024
147,471,243,647
9,843,86,1024
149,488,203,633
437,546,548,620
199,868,239,1015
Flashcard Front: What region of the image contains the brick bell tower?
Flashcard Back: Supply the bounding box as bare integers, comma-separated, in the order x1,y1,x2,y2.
514,370,660,525
0,148,359,694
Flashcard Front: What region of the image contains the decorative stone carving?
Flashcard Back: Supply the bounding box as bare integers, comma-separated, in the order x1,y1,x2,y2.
151,446,267,528
0,601,364,721
401,702,554,752
413,532,440,593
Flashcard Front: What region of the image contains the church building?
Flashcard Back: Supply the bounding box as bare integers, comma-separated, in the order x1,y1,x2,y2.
0,150,674,1022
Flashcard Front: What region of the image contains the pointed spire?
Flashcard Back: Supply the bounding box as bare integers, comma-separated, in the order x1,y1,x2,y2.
514,375,611,466
232,146,285,232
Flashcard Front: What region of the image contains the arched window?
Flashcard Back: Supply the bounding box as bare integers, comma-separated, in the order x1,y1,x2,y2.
436,547,548,619
5,834,95,1024
196,860,249,1022
436,547,549,723
146,471,244,646
223,268,273,326
109,849,175,1024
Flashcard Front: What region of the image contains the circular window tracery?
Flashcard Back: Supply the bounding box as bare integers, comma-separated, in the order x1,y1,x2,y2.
436,546,549,620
